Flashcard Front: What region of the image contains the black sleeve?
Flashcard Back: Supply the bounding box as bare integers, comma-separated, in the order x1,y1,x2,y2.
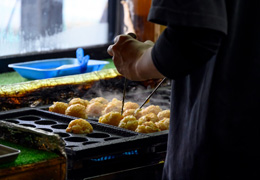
151,26,224,79
148,0,227,79
148,0,227,34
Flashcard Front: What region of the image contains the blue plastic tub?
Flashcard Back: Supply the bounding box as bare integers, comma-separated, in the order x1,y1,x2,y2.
8,58,109,80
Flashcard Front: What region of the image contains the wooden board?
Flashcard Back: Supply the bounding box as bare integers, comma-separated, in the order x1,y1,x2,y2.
0,156,66,180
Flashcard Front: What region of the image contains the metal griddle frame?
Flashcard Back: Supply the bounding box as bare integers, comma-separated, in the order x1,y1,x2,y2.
0,107,168,179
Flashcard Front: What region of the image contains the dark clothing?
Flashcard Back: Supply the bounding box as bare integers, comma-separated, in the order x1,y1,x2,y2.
148,0,260,179
148,0,227,34
152,26,223,79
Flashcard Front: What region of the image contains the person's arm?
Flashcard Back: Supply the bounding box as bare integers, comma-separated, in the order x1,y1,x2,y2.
135,44,164,80
107,34,163,81
107,26,224,81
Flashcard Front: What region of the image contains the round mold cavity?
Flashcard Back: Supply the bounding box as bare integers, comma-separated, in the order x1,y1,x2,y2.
56,132,70,138
38,128,53,132
64,137,88,142
104,137,121,141
20,124,36,128
5,120,19,124
82,141,99,145
18,116,41,121
86,133,110,138
35,120,57,125
51,124,67,129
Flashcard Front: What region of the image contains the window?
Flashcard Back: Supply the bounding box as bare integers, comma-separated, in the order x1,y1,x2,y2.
0,0,110,57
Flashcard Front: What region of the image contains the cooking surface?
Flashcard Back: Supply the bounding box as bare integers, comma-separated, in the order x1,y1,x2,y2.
0,108,142,148
0,72,171,178
0,108,167,174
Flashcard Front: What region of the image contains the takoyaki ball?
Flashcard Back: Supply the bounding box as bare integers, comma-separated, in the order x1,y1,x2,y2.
141,105,162,116
118,115,138,131
110,98,122,107
89,97,109,105
138,113,159,125
68,98,89,107
86,102,105,117
135,121,161,133
155,118,170,131
123,109,143,119
123,102,139,111
122,109,134,117
66,118,93,134
65,104,88,119
133,108,144,119
98,111,123,126
157,110,170,120
102,103,121,115
49,102,69,114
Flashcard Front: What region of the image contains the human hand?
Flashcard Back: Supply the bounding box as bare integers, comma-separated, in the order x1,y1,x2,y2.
107,34,155,81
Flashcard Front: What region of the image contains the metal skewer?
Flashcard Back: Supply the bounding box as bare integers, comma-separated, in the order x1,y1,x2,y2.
135,77,167,114
121,77,127,115
121,32,137,115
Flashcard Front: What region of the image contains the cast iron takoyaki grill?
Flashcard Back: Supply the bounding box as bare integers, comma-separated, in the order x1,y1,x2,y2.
0,71,170,178
0,107,168,178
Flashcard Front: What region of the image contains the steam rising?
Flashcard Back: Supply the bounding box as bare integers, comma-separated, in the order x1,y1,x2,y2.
82,78,171,110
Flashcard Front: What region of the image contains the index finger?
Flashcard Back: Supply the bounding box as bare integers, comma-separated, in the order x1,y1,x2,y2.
107,44,114,56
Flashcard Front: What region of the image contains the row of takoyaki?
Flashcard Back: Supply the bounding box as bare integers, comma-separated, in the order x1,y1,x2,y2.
49,97,170,133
